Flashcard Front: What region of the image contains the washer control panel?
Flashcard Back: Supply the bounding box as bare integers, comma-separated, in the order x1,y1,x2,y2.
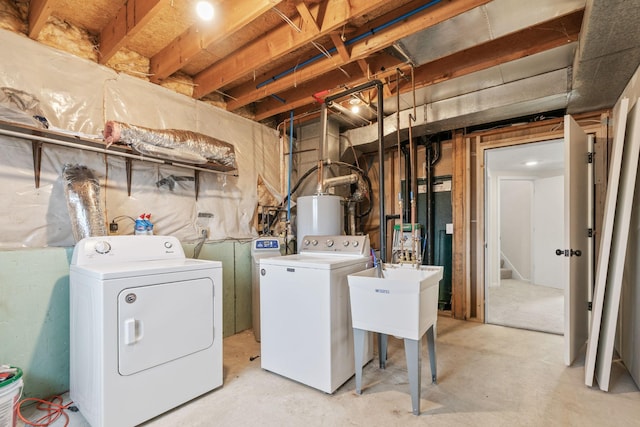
299,235,370,256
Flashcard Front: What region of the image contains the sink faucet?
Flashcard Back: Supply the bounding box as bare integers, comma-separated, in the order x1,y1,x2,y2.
375,261,385,278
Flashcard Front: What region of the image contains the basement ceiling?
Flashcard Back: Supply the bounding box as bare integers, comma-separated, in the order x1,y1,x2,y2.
12,0,640,133
486,139,564,178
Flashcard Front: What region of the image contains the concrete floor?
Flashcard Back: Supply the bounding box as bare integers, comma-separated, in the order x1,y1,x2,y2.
20,316,640,426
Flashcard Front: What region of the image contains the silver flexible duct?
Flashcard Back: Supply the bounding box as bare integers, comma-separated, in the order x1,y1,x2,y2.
103,121,236,168
321,173,369,203
62,164,107,242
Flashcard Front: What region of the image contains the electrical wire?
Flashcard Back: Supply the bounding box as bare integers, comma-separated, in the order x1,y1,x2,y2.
272,7,301,32
17,395,74,427
111,215,135,223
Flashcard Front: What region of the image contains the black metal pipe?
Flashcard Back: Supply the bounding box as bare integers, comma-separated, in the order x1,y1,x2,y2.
324,81,382,104
325,79,385,261
422,136,442,265
376,83,386,262
425,140,434,265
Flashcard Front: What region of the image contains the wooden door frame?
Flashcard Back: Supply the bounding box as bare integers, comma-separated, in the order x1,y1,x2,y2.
451,111,610,321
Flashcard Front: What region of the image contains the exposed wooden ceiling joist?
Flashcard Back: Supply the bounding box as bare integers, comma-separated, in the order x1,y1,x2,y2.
192,0,400,99
17,0,627,133
28,0,54,39
254,54,401,120
254,9,583,121
330,32,351,62
225,0,491,111
149,0,284,83
295,1,320,34
100,0,168,64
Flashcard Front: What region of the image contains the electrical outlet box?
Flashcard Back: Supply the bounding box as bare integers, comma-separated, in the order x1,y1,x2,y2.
196,212,213,239
198,226,209,239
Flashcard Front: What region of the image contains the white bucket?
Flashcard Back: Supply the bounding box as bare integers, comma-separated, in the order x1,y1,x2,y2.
0,367,23,427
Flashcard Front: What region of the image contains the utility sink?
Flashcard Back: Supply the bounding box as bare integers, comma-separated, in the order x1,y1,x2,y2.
348,264,443,340
348,263,444,416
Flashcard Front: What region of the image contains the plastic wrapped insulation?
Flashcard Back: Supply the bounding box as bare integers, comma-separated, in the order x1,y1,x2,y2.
0,87,47,127
63,164,107,242
103,120,236,168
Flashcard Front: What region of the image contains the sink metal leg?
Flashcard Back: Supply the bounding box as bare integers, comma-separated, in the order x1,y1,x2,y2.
378,333,388,369
427,324,437,384
353,328,366,394
404,336,422,415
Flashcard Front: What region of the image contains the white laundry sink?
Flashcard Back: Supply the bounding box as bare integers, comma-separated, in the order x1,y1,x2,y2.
348,264,443,340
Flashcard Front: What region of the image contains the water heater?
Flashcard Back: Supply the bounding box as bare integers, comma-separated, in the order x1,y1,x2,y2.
296,194,343,248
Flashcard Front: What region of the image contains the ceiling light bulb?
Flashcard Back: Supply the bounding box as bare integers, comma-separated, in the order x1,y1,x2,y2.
196,1,214,21
525,160,538,167
351,105,360,114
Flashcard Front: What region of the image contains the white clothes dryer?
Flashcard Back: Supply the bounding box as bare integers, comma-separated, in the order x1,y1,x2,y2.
259,235,374,393
70,235,223,427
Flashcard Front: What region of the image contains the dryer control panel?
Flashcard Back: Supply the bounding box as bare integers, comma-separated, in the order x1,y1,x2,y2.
71,235,185,266
299,235,370,256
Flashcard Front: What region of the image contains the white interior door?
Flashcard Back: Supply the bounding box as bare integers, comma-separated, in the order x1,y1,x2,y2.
563,115,592,366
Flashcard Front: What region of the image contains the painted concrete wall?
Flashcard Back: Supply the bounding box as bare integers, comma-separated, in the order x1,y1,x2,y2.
183,240,253,337
0,242,251,399
533,175,564,288
0,248,72,400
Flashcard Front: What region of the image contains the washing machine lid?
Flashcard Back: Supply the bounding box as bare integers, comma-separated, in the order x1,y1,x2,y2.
259,253,369,270
71,258,221,280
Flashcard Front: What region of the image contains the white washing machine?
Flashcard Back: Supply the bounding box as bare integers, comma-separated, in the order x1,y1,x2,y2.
70,235,223,427
259,234,374,393
250,237,282,342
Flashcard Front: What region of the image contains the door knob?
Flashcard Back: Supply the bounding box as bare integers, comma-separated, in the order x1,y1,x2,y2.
555,249,582,256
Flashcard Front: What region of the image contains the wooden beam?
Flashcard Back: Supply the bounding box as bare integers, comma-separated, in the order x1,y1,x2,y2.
150,0,283,83
451,130,468,320
253,54,402,120
100,0,167,64
296,1,320,34
224,0,491,110
253,8,582,122
193,0,399,99
356,59,369,78
382,77,393,99
330,33,350,62
28,0,54,39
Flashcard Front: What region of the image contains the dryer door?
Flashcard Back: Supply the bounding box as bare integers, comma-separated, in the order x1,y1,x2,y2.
118,278,214,376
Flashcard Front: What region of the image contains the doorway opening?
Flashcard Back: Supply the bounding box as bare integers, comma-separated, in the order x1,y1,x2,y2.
485,139,564,334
